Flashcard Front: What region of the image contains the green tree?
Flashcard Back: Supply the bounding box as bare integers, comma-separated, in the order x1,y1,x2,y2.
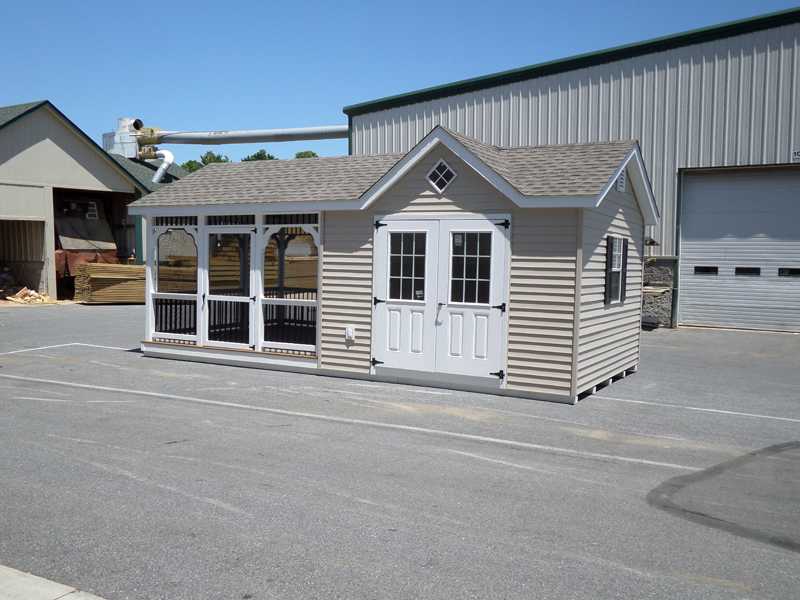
294,150,318,159
242,149,277,161
201,151,230,166
180,159,203,173
180,151,230,173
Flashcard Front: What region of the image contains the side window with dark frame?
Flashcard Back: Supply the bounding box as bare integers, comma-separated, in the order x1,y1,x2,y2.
604,235,628,305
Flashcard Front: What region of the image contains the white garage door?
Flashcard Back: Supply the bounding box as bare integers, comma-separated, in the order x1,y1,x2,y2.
679,168,800,332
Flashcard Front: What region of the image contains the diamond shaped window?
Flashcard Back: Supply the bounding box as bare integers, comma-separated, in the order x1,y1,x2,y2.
427,160,456,192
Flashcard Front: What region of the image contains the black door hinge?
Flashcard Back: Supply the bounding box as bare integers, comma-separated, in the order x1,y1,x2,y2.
250,296,256,302
490,369,505,380
495,219,510,229
374,221,387,230
491,302,506,313
373,296,385,306
371,357,384,366
249,344,256,350
251,227,258,233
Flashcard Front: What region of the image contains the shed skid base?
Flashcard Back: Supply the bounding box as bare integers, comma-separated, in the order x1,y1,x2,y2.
576,363,639,401
140,341,576,404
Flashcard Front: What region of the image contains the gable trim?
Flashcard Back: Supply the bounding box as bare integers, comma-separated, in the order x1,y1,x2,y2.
593,144,660,226
358,127,527,209
358,126,659,225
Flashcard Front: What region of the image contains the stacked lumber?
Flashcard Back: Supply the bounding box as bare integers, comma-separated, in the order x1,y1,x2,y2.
157,263,196,293
74,263,145,304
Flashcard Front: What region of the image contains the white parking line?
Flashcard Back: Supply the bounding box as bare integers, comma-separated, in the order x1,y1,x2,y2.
0,372,697,472
0,342,130,356
72,343,131,351
0,343,76,355
594,395,800,424
15,396,69,403
444,449,612,486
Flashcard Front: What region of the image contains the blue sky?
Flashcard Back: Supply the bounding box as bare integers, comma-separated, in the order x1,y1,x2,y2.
1,1,796,164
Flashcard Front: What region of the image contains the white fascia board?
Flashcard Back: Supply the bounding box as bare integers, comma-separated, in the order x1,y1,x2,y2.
128,199,362,216
593,145,659,226
515,195,596,208
358,128,528,209
628,148,660,225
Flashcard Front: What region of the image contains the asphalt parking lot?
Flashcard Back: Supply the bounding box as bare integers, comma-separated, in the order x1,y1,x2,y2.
1,304,798,599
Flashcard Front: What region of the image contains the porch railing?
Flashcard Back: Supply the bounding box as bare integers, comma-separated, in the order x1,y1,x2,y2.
262,286,317,352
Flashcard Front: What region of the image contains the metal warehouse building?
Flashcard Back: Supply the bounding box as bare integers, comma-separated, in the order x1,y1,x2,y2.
344,8,800,333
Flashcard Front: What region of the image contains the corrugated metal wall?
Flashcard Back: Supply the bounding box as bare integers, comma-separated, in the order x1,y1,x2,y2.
0,219,47,292
350,23,800,256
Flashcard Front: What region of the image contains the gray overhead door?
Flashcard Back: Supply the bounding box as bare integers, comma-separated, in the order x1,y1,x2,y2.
679,168,800,332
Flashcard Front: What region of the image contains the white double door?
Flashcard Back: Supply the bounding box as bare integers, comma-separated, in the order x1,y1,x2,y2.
372,217,508,381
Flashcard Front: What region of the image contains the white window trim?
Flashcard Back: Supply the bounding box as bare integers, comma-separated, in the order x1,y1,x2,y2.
448,230,493,306
426,159,457,193
387,230,427,303
609,235,624,304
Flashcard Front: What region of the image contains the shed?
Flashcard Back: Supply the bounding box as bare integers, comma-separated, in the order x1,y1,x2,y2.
128,126,658,403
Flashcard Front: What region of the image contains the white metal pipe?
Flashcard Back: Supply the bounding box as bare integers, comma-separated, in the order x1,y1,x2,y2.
152,149,175,184
154,125,349,145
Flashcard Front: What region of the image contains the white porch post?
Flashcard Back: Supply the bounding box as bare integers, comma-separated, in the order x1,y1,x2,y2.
254,214,265,352
197,213,208,346
315,211,324,367
143,215,154,342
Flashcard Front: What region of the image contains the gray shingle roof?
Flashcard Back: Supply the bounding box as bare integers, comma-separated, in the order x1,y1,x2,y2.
110,154,187,192
131,153,403,207
0,100,47,129
446,128,635,197
129,126,634,209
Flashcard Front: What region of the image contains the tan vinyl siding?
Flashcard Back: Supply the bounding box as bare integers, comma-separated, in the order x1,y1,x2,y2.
319,210,374,373
576,180,644,393
506,209,577,399
319,145,577,400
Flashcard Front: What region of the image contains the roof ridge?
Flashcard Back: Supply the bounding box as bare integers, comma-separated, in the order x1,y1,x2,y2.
200,153,406,168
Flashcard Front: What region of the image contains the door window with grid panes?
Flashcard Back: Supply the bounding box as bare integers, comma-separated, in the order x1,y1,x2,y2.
389,232,426,301
450,232,491,304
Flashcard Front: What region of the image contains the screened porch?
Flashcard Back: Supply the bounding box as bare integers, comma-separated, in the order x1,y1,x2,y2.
145,213,320,361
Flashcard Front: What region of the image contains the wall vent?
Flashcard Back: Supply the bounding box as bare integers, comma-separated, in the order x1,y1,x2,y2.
616,171,627,193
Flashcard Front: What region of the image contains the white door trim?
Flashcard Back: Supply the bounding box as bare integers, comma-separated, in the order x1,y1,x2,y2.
370,213,511,385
